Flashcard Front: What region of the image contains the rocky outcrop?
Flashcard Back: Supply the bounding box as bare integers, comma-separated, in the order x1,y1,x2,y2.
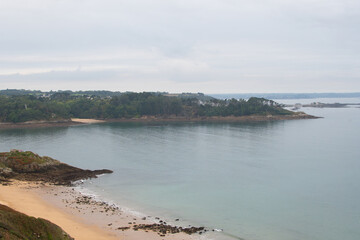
0,150,113,185
131,223,205,236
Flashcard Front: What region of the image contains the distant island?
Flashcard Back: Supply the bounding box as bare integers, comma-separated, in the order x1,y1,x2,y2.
0,89,317,126
284,102,360,110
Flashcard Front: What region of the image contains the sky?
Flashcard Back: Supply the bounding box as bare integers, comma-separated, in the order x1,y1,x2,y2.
0,0,359,93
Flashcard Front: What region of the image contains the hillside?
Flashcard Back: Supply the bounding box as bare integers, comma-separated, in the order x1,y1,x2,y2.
0,204,73,240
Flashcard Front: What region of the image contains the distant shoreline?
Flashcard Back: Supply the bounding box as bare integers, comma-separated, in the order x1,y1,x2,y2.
0,113,319,129
0,120,83,129
103,113,320,123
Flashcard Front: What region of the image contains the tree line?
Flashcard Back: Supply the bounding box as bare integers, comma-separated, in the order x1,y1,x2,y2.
0,92,292,123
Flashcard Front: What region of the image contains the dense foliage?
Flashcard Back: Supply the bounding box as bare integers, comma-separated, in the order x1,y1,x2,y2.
0,92,292,123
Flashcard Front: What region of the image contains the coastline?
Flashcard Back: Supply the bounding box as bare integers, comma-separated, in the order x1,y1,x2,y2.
103,113,319,123
0,181,118,240
0,181,204,240
0,113,319,130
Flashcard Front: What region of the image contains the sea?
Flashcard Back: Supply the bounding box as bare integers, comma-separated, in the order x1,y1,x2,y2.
1,97,359,240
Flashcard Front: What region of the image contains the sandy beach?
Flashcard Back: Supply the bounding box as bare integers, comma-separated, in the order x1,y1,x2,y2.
71,118,106,124
0,181,201,240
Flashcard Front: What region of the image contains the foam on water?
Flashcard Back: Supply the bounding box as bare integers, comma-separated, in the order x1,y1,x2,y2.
73,181,148,219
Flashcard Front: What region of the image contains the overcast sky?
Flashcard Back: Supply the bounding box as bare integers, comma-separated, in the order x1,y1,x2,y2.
0,0,359,93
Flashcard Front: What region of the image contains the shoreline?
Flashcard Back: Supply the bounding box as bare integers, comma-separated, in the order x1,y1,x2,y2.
0,120,83,129
0,113,319,130
0,181,118,240
103,113,319,123
0,180,206,240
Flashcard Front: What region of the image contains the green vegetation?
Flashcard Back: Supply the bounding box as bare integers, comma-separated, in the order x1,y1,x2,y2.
0,91,293,123
3,151,47,164
0,204,73,240
0,150,60,174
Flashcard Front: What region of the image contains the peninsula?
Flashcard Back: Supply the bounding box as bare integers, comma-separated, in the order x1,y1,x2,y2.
0,90,318,129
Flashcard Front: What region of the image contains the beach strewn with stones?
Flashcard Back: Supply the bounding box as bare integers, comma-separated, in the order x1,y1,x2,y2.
0,150,209,239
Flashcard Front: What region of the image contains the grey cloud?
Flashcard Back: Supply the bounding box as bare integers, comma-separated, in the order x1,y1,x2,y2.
0,0,359,92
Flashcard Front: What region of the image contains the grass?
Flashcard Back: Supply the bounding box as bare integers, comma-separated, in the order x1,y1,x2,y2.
0,150,61,174
6,151,46,164
0,204,73,240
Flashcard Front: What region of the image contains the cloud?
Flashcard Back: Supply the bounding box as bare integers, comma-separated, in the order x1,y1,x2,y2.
0,0,359,92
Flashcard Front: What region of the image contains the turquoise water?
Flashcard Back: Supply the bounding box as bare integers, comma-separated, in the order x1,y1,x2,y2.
0,98,359,240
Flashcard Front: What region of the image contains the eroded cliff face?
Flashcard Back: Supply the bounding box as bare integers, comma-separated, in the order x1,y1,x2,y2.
0,150,112,185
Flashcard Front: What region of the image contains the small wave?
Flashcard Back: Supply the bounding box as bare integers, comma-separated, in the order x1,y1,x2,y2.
71,184,230,240
73,184,149,219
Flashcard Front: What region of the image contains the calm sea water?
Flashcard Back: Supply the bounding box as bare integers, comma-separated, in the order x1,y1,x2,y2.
1,98,359,240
